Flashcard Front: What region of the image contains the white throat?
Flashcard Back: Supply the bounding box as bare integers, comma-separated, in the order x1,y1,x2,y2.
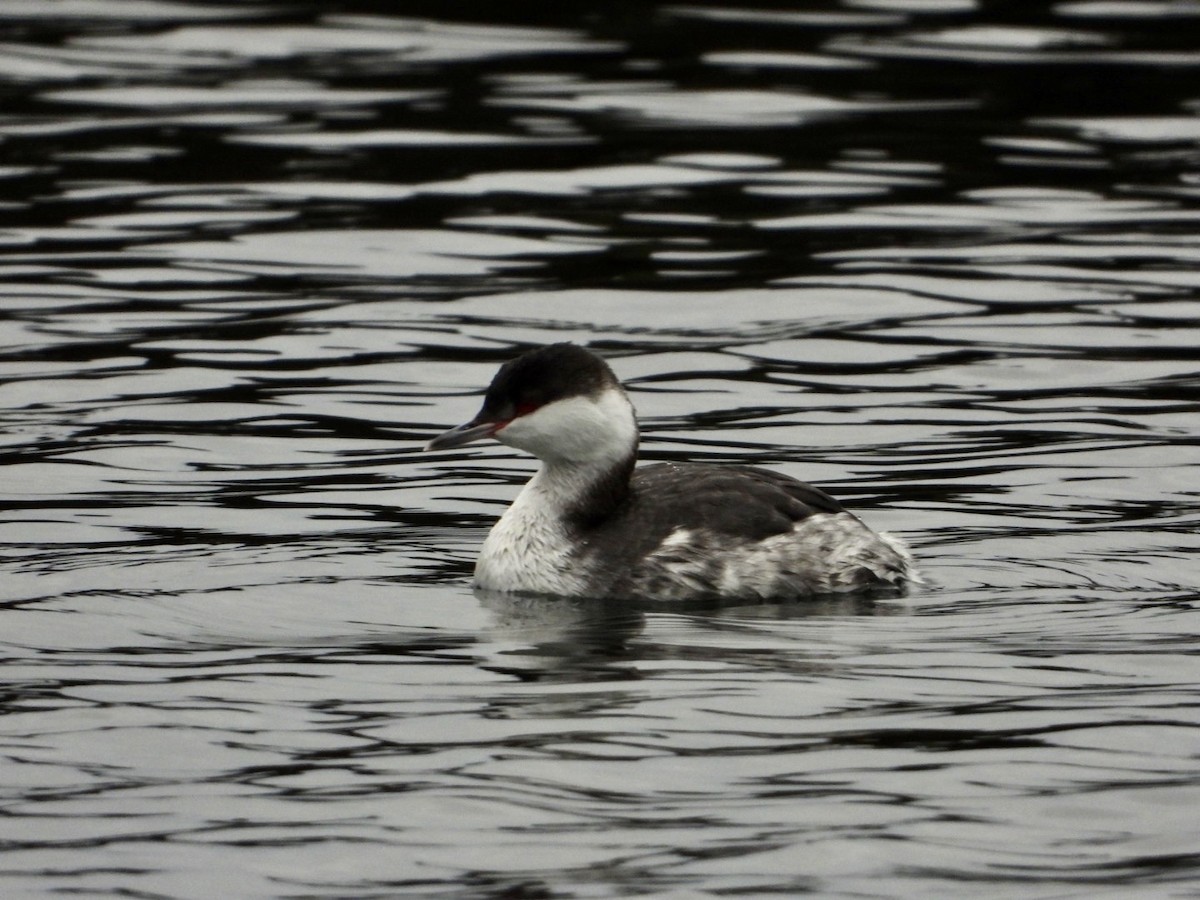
473,386,638,595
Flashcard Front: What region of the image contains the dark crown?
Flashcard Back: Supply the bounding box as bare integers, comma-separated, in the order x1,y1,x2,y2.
483,343,618,416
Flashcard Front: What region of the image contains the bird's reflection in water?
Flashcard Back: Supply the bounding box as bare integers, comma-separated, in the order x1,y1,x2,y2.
474,587,902,684
475,589,647,682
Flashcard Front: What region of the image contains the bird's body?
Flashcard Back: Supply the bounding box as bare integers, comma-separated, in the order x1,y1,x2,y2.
427,344,916,601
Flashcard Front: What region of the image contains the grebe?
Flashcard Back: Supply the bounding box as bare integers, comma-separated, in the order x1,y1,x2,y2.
426,343,916,601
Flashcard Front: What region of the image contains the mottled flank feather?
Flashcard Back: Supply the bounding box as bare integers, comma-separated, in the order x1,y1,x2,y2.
579,463,915,601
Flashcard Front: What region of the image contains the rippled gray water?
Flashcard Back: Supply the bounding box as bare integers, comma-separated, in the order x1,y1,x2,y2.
2,2,1199,898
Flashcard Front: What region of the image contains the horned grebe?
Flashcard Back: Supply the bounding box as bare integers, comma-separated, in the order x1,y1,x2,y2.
426,343,916,601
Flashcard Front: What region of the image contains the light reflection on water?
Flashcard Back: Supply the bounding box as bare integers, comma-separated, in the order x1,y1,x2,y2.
1,1,1198,897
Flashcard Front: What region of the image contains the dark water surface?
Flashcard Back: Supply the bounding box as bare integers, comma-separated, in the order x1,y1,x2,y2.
2,2,1199,897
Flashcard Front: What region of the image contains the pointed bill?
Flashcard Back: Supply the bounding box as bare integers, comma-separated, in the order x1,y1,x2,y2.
425,419,500,451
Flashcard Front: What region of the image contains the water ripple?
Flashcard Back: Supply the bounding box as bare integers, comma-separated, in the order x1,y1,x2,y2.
1,2,1198,898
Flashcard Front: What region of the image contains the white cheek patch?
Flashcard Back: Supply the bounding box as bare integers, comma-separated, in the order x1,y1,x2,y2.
495,389,636,463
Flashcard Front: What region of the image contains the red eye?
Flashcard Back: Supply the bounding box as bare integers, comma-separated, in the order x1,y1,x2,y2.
515,400,540,417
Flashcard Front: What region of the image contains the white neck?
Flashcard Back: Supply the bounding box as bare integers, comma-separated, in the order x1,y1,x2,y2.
473,386,638,595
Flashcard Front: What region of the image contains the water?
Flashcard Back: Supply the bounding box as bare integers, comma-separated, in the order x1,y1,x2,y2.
2,2,1199,897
